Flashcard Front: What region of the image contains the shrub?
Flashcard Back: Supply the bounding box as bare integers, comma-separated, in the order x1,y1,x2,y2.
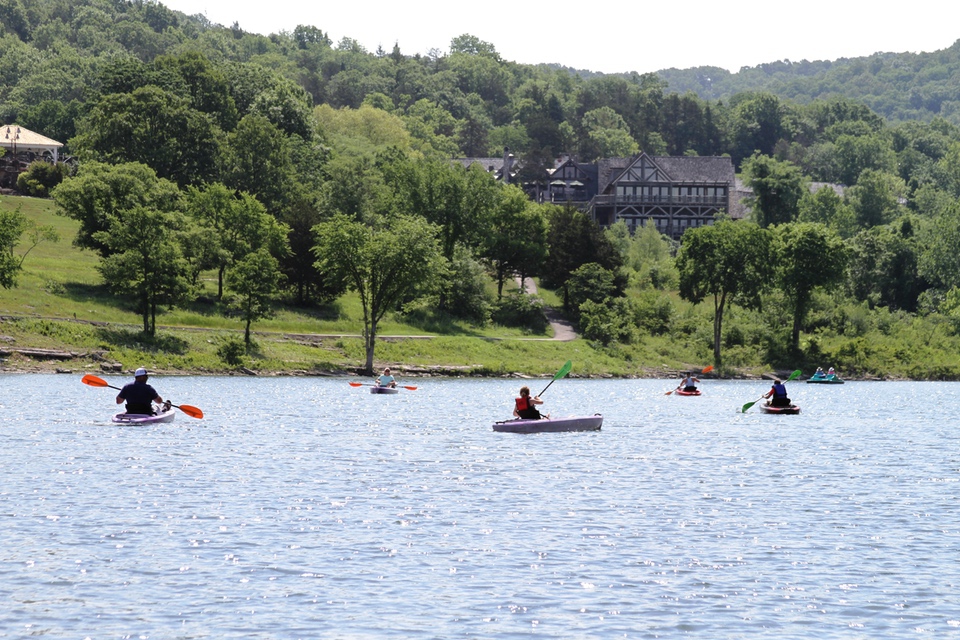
217,336,247,367
491,293,548,333
16,161,68,197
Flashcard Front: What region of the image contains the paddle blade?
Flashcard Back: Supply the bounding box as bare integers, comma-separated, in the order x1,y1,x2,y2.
176,404,203,419
741,400,758,413
786,369,802,382
664,390,673,395
82,374,109,388
348,381,364,387
402,385,418,391
702,365,714,374
554,360,573,381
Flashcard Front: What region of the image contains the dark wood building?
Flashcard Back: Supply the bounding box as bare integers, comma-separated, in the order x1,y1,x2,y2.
587,154,739,240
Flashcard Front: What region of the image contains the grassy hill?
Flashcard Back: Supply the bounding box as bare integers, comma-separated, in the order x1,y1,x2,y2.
0,194,712,379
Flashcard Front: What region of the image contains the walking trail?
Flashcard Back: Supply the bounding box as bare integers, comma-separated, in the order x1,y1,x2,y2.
517,277,578,341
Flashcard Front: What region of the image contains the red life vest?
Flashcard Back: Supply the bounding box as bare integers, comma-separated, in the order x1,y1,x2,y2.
516,396,532,412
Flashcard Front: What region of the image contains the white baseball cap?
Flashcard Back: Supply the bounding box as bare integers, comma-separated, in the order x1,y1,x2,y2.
135,367,148,377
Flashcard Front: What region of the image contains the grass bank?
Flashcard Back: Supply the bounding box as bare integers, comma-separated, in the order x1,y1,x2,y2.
0,195,712,379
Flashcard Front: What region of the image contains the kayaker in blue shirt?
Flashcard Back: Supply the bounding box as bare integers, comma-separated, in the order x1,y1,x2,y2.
376,367,397,388
116,367,164,415
764,378,791,407
514,385,546,420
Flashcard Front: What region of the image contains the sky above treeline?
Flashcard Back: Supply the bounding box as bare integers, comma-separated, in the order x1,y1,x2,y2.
160,0,959,75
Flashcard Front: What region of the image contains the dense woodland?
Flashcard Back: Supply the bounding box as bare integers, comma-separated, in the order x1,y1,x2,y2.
4,0,960,376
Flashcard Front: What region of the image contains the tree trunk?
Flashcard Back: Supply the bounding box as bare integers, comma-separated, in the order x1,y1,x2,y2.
713,292,726,367
218,265,225,300
244,318,251,346
363,320,377,375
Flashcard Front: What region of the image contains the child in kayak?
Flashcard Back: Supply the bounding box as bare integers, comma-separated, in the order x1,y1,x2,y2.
514,385,546,420
764,378,792,407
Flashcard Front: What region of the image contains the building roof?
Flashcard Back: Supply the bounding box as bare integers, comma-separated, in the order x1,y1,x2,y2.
454,157,505,173
0,124,63,152
596,154,735,193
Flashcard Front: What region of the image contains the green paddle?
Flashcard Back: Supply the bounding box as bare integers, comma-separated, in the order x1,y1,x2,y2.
740,369,802,413
537,360,572,397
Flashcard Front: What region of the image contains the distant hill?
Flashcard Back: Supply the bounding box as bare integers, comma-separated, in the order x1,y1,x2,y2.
656,40,960,124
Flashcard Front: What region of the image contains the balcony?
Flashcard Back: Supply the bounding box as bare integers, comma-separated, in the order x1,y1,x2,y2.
592,194,727,206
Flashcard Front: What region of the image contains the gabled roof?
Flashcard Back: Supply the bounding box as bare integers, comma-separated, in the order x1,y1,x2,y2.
598,153,735,193
454,157,506,173
0,124,63,151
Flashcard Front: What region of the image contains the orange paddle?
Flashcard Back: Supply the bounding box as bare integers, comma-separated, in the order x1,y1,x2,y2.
81,374,204,418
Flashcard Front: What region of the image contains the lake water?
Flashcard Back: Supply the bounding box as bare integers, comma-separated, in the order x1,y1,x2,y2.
2,374,960,638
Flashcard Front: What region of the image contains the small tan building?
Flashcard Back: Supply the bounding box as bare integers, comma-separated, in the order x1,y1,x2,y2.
0,124,64,189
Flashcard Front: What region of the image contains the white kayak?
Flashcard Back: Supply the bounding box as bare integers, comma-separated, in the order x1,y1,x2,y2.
493,414,603,433
112,408,176,425
370,386,399,394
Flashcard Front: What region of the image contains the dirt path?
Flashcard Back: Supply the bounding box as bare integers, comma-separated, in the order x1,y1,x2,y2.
517,278,578,341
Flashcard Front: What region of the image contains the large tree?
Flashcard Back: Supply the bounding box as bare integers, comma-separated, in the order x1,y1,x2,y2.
96,206,192,335
183,183,289,299
541,205,623,309
479,186,548,298
676,219,772,366
70,85,220,187
227,249,284,346
51,161,182,257
313,213,443,374
773,222,849,351
743,154,807,228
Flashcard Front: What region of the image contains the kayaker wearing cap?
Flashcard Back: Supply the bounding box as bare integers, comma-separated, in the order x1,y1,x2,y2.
763,378,791,407
376,367,397,388
116,367,164,415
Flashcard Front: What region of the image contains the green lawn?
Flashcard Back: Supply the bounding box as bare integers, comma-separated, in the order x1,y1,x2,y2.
3,195,669,376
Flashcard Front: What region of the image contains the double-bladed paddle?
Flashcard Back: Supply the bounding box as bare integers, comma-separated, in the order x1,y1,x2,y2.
665,365,714,395
537,360,572,397
81,374,204,419
740,369,802,413
348,381,418,390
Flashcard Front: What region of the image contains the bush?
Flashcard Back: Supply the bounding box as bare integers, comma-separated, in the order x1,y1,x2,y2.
579,298,637,346
491,293,548,333
217,336,247,367
16,161,68,197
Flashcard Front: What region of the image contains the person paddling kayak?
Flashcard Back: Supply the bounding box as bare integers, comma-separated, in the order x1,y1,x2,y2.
514,385,547,420
376,367,397,388
116,367,166,415
763,377,792,407
677,372,701,393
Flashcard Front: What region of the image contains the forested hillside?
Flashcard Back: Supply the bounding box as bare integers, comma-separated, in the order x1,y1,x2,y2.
3,0,960,378
658,41,960,125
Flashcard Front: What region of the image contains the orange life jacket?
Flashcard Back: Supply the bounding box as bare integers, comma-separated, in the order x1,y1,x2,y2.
516,396,532,412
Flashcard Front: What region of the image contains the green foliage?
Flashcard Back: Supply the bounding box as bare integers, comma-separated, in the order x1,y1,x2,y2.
774,221,849,351
742,153,806,227
566,262,619,322
579,297,637,346
16,160,68,197
71,85,219,187
676,219,772,365
95,205,192,335
227,248,284,345
51,161,182,257
0,203,27,288
313,212,444,372
490,292,548,334
217,336,248,366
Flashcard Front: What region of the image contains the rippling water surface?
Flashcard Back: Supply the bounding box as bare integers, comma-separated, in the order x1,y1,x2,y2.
2,374,960,638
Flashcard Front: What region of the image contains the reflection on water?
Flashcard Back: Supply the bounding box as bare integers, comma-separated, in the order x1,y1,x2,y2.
2,374,960,638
